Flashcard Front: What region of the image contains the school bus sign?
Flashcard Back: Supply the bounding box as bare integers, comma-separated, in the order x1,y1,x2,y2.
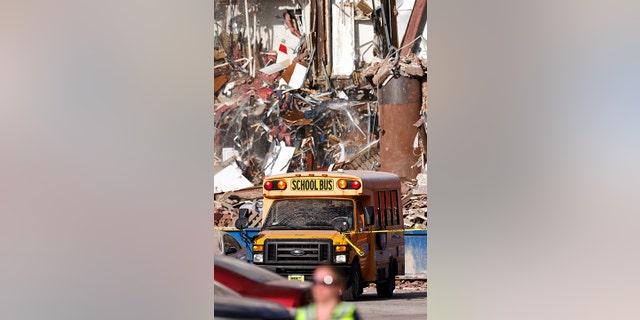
290,178,334,191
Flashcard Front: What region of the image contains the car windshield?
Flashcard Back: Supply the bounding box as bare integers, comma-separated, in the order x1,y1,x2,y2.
262,199,354,230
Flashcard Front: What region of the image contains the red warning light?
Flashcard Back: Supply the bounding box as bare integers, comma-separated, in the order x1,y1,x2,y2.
351,180,361,189
264,181,274,190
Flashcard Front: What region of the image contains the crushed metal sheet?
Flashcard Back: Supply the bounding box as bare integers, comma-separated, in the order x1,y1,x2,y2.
264,141,296,177
214,162,254,193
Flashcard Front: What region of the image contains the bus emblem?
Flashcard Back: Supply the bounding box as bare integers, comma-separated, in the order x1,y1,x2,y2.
290,249,305,256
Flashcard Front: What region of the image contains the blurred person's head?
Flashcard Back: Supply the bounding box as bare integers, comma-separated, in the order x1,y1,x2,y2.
311,265,344,304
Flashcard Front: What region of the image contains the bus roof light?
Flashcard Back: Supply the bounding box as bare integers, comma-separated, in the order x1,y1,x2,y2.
351,180,361,189
337,179,348,189
276,180,287,190
264,181,274,190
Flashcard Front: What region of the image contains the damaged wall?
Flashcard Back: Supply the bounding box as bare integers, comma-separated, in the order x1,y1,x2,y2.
214,0,392,78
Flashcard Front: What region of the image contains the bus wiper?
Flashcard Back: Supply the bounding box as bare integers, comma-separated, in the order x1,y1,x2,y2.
266,225,297,230
306,221,329,227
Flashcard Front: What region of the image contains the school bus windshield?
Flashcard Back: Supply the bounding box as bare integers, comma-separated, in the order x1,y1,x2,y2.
262,199,354,230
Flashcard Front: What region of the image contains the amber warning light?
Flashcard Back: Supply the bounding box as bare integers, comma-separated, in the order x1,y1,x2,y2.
337,179,361,190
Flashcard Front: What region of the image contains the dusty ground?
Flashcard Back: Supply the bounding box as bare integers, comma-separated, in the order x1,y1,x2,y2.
355,290,427,320
362,279,428,294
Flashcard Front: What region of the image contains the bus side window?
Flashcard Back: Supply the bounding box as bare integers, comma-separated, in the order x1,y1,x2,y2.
356,202,367,228
390,190,399,226
377,191,385,229
385,191,391,227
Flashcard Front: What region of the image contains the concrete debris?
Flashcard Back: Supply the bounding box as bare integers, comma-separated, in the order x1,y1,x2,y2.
401,178,428,229
412,173,427,195
361,53,427,86
395,279,428,291
364,279,427,292
214,186,264,228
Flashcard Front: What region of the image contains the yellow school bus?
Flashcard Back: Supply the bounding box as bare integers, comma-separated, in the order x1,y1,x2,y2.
236,170,405,300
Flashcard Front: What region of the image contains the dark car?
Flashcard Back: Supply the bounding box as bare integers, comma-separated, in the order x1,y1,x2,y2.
214,281,293,320
214,254,312,308
214,229,249,262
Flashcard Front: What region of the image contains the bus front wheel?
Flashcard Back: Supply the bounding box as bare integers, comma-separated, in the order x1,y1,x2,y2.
342,264,362,301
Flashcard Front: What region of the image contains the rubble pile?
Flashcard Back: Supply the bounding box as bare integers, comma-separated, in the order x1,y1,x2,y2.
214,187,264,228
214,83,381,188
364,279,428,292
396,279,428,291
214,2,398,190
361,54,428,87
401,173,428,229
214,1,427,227
214,54,427,192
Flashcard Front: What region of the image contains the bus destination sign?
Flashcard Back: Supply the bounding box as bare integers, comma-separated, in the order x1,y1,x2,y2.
290,179,334,191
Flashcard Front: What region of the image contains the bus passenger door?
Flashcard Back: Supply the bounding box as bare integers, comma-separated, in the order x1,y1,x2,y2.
354,200,374,282
373,191,389,281
389,189,405,275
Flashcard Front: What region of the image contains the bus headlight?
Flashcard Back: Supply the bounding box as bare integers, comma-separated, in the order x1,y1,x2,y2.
254,253,263,263
335,254,347,263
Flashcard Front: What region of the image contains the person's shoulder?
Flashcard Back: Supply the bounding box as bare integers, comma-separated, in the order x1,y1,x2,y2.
351,306,363,320
339,301,358,314
340,301,356,307
295,303,315,320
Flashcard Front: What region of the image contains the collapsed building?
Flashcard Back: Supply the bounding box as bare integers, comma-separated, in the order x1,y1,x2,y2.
214,0,427,229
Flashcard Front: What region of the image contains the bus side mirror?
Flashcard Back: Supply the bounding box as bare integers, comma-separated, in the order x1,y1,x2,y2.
235,208,250,230
332,217,350,233
235,217,248,230
364,206,375,226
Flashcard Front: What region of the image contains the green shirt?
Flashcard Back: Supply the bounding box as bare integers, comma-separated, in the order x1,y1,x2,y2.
295,301,360,320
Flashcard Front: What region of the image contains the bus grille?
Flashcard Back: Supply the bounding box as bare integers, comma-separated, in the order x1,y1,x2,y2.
264,240,332,264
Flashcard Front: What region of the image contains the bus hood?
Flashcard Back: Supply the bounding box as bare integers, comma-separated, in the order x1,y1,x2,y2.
254,229,345,244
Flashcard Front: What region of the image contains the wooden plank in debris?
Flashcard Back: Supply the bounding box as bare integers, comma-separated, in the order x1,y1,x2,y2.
401,194,413,206
214,73,228,94
415,212,427,221
247,210,262,228
215,185,263,200
356,0,373,15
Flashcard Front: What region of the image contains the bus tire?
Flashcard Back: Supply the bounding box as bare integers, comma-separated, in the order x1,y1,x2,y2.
376,260,396,298
342,264,362,301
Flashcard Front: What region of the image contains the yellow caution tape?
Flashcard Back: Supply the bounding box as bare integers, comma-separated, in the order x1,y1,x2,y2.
346,228,427,234
214,227,240,231
340,233,365,256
